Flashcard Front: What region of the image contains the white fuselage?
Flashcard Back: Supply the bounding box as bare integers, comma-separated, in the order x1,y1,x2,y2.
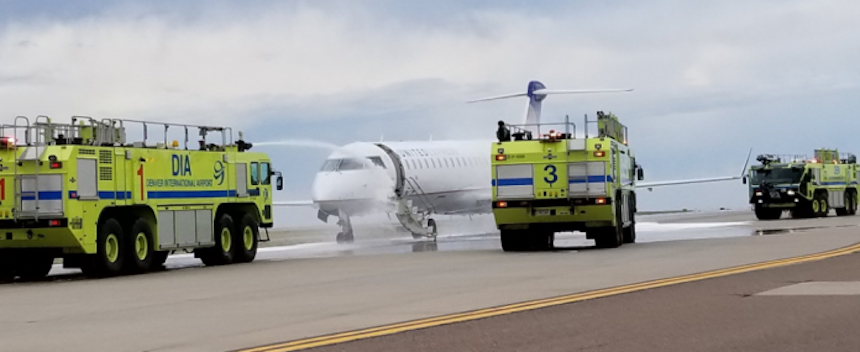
312,140,492,219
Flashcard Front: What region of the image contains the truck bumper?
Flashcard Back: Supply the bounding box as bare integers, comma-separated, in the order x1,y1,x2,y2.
493,204,614,232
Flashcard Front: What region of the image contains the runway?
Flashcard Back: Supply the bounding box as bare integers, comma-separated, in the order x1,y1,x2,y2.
2,210,859,352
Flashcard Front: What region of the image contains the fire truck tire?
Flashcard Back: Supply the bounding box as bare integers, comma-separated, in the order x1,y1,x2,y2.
849,190,858,215
151,251,169,271
814,192,829,217
199,214,235,266
837,190,856,216
623,195,637,244
0,253,14,282
535,231,554,250
125,219,155,273
15,251,54,281
595,218,623,249
233,213,259,263
83,218,126,277
500,229,524,252
754,205,782,220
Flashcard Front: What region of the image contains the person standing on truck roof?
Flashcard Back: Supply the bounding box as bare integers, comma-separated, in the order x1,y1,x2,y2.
497,120,511,142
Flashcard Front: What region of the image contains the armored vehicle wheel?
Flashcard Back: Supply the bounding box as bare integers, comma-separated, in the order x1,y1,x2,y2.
754,205,782,220
233,213,259,263
83,218,126,277
125,219,155,273
199,214,235,266
15,251,54,281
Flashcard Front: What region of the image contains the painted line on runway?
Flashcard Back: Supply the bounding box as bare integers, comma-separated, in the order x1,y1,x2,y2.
235,242,860,352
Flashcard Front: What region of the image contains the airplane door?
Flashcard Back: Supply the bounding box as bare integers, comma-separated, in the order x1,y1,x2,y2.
236,163,248,197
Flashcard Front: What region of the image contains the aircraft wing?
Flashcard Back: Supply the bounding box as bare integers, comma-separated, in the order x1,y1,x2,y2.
272,200,316,206
636,175,742,189
636,148,752,190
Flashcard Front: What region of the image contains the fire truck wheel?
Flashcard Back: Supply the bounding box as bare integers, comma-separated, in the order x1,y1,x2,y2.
125,219,155,273
814,192,829,217
849,191,858,215
83,218,126,277
15,250,54,281
233,213,259,263
0,253,14,282
151,251,169,271
623,196,637,244
594,224,622,249
500,229,524,252
200,214,235,266
754,205,782,220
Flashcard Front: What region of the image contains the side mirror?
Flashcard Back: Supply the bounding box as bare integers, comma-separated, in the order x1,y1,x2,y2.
274,171,284,191
636,167,644,181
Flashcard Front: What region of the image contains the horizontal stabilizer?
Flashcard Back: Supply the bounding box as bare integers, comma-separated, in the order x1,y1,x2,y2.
532,88,633,95
466,92,528,103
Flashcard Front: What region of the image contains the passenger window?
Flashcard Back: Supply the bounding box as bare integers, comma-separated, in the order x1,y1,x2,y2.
423,159,430,169
250,162,260,185
261,162,271,185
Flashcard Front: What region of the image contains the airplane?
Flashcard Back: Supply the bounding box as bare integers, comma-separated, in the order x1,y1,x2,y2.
274,81,749,243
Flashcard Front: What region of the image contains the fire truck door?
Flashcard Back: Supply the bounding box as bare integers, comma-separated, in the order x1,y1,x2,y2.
236,163,248,197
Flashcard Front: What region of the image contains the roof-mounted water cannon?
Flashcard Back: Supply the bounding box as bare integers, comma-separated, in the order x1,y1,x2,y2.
756,154,780,165
236,131,253,152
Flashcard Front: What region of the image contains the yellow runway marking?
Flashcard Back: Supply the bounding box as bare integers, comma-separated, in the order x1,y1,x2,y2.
236,242,860,352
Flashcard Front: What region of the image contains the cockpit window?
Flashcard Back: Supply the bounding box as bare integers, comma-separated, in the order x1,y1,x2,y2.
320,157,387,172
320,159,341,172
368,157,386,169
338,159,366,170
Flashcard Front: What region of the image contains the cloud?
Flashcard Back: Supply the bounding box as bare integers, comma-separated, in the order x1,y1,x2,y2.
2,0,859,222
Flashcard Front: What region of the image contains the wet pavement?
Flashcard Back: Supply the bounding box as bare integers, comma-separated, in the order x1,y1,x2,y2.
29,210,860,282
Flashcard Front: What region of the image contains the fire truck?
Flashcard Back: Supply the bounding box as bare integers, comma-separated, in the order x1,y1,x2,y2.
748,150,858,219
491,112,642,251
0,116,283,281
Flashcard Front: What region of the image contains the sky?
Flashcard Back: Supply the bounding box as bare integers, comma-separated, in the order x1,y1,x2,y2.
1,0,859,226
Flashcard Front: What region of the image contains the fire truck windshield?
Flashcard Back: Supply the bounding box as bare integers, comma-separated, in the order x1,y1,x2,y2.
750,168,804,185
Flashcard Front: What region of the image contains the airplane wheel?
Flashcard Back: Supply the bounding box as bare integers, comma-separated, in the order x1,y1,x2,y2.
337,231,354,244
428,219,438,237
336,232,345,243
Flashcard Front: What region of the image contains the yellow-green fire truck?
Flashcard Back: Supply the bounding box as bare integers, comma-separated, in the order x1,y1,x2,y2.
0,116,283,281
491,112,642,251
748,150,858,220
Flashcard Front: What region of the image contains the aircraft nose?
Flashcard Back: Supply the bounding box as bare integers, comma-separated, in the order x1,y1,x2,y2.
311,170,394,203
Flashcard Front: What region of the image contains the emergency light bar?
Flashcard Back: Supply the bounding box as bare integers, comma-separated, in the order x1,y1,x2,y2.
0,136,15,149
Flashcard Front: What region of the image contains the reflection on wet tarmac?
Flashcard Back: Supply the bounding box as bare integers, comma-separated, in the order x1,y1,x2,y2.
11,218,859,284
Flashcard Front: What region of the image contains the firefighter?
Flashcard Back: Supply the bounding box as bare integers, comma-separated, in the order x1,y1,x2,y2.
496,120,511,142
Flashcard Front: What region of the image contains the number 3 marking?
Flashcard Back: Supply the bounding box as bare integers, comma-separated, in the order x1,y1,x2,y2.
544,165,558,185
